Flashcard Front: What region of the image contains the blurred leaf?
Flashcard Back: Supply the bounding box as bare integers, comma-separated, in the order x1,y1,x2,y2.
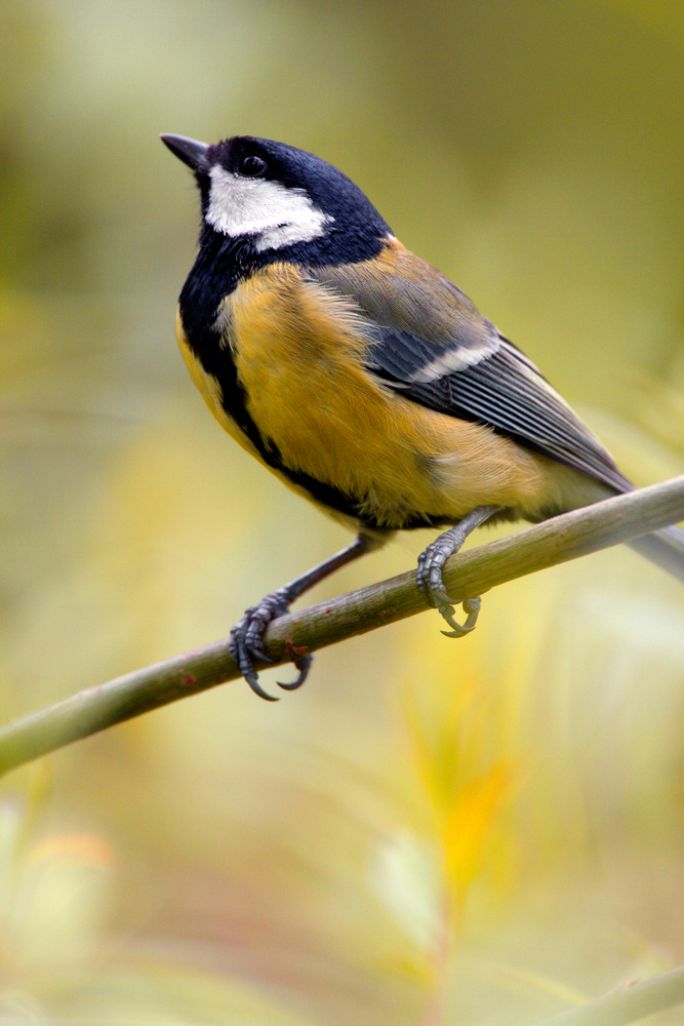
370,831,442,956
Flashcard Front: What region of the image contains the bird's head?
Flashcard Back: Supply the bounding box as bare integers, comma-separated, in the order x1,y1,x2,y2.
161,133,391,263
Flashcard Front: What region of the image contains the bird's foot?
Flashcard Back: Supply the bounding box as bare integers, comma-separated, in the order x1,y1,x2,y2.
229,587,312,701
415,516,493,638
416,539,481,637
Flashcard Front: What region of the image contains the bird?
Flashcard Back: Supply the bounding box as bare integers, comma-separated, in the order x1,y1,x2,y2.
161,132,684,700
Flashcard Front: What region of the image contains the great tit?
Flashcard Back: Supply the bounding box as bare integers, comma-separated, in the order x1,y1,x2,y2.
161,133,684,700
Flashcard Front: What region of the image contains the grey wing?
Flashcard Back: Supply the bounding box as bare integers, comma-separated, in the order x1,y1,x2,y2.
309,249,630,494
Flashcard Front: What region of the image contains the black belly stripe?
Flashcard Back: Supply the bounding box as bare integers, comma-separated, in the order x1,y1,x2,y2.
178,243,373,527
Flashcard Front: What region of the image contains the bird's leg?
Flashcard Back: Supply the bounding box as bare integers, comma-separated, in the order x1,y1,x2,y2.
416,506,501,637
230,533,377,701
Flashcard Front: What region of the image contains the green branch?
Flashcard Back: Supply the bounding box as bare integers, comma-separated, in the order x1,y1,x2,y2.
0,477,682,776
536,964,684,1026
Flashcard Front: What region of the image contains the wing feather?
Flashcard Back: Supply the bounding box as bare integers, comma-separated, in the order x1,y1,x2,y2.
306,241,629,494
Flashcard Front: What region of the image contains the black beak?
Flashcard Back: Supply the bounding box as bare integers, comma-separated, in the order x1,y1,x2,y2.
160,134,209,172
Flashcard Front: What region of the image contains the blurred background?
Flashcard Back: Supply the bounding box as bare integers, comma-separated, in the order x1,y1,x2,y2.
1,1,684,1023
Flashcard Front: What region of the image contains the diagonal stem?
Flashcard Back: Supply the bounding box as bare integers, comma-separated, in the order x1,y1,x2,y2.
0,476,682,777
533,964,684,1026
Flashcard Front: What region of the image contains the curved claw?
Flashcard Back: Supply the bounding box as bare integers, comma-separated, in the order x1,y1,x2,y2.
416,507,498,637
417,526,485,639
277,653,313,691
229,626,279,701
244,673,279,702
230,587,315,700
438,596,481,638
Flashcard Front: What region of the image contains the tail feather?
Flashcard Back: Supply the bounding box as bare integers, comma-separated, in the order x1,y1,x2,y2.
583,474,684,583
611,474,684,586
628,524,684,584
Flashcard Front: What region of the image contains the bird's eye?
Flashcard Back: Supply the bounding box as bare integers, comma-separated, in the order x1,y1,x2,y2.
238,154,267,177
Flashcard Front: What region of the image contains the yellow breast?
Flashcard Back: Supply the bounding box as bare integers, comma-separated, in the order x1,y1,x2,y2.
176,266,565,529
227,265,546,526
175,303,366,529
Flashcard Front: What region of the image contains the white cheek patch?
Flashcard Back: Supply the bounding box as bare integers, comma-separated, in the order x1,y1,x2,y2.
206,165,333,251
